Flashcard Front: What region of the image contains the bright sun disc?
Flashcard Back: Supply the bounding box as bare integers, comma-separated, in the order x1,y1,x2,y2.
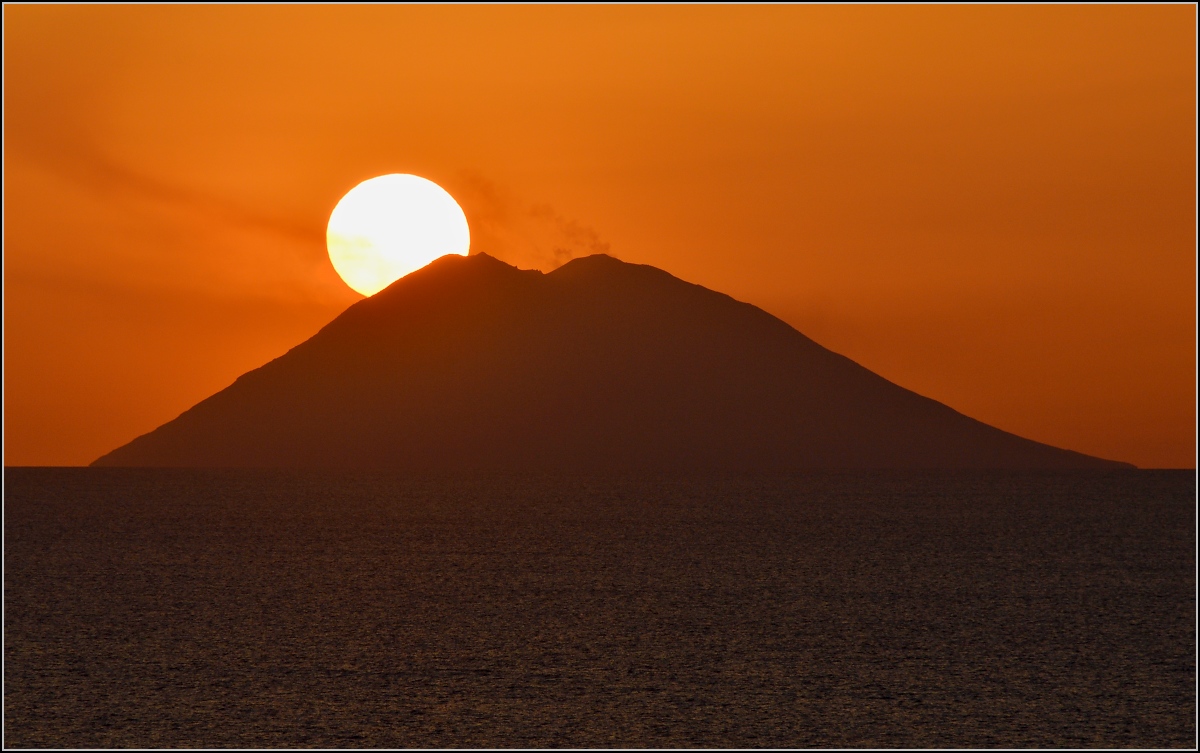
326,174,470,296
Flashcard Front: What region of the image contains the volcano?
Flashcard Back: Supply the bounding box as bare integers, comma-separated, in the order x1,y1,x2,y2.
93,253,1131,469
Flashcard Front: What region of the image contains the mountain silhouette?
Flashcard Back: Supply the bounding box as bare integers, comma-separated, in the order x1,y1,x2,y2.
93,253,1132,470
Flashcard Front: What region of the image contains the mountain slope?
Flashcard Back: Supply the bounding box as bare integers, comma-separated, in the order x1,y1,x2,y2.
93,253,1131,469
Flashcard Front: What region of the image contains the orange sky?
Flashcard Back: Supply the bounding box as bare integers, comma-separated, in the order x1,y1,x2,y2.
4,5,1196,468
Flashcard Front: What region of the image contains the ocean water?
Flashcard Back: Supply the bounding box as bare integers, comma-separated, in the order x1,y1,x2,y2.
4,469,1194,748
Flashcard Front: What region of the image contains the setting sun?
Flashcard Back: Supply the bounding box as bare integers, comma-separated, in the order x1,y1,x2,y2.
326,174,470,296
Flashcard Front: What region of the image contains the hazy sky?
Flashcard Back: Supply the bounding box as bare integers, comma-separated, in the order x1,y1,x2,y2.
5,5,1195,468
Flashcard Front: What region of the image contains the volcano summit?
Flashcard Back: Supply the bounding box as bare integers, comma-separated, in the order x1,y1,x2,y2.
93,253,1130,470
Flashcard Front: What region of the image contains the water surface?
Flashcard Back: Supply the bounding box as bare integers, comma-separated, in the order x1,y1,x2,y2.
5,469,1194,747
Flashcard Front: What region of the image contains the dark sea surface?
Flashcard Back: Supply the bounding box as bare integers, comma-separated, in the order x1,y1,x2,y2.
4,469,1195,748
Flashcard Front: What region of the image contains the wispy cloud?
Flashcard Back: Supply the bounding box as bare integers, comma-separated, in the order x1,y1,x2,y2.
452,172,611,272
6,146,352,306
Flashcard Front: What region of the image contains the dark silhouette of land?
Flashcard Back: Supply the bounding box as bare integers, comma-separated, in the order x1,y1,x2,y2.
93,253,1132,469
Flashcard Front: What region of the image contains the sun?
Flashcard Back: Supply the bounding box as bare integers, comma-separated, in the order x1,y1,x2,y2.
326,174,470,296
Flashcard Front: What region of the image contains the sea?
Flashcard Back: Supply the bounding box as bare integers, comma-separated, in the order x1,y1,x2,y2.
4,468,1195,748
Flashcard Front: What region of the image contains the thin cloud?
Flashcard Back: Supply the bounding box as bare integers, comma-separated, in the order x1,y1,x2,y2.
18,143,324,250
452,171,611,272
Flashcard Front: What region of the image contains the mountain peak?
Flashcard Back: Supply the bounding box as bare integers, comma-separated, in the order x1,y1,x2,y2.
93,255,1132,470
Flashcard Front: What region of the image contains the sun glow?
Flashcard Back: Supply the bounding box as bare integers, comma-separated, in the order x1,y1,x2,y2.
326,174,470,296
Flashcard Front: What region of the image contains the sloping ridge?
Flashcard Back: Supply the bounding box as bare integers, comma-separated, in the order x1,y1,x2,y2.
93,253,1132,469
